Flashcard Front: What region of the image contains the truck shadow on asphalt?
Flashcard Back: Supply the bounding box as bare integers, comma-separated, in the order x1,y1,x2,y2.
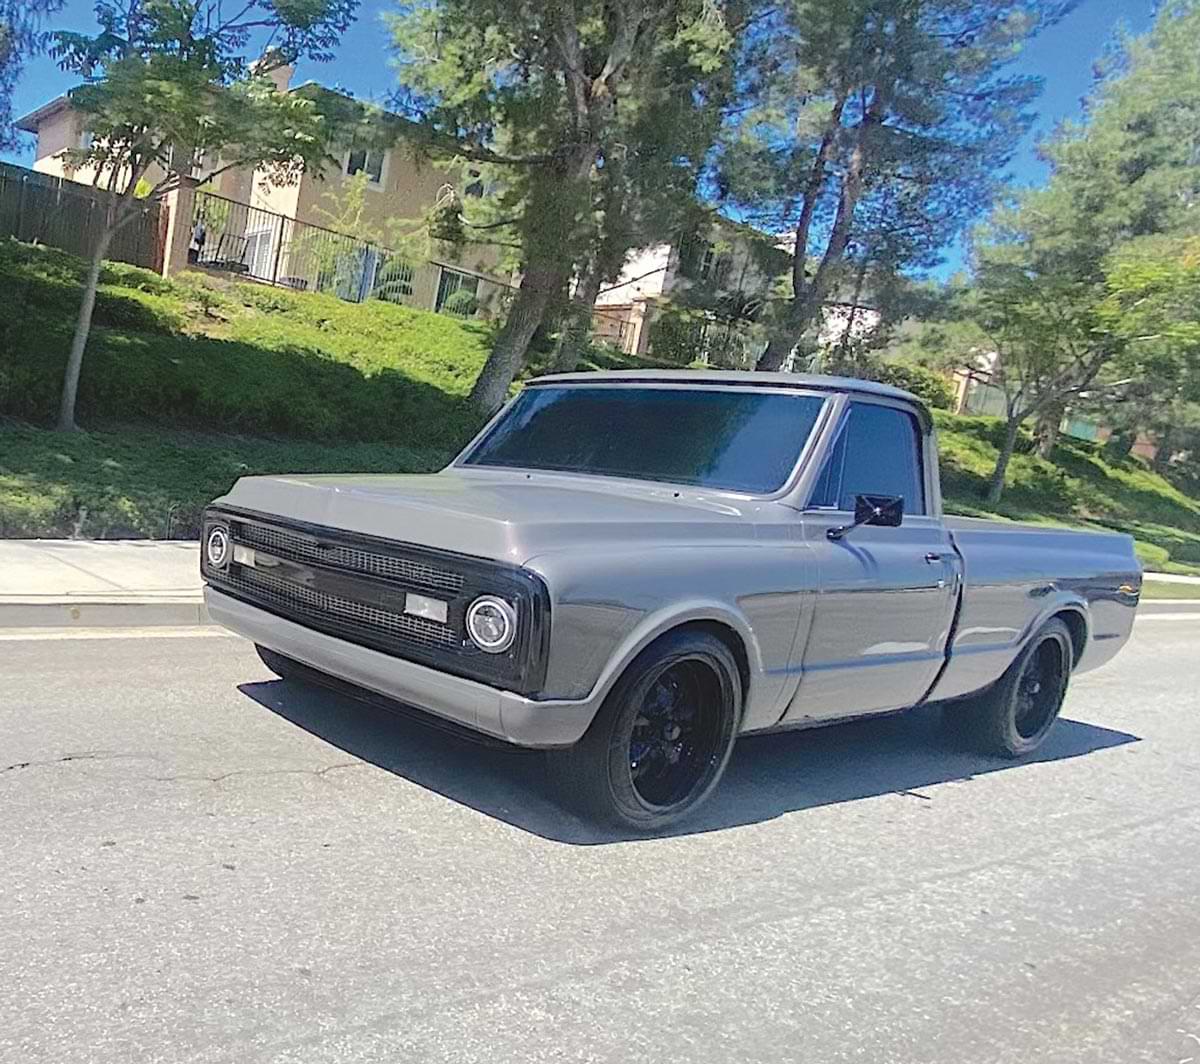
240,679,1140,846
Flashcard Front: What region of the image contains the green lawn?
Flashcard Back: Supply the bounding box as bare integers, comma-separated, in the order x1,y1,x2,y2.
3,238,1200,564
1139,579,1200,600
934,413,1200,575
0,421,452,539
0,239,490,449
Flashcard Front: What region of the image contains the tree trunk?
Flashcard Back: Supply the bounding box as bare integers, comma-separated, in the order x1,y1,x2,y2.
551,257,603,372
986,416,1022,504
469,263,565,413
756,84,885,372
1034,401,1064,459
57,228,113,432
1105,429,1136,460
1152,427,1174,473
757,332,793,373
467,137,597,409
831,255,870,375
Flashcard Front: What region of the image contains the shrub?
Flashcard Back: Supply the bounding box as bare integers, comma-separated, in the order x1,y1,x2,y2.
441,289,480,317
864,362,956,410
0,240,490,449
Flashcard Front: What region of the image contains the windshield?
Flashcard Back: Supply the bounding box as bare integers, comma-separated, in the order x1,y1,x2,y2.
463,385,827,494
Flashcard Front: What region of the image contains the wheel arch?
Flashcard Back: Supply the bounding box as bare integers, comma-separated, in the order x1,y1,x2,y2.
1052,606,1088,668
586,603,761,718
667,619,752,704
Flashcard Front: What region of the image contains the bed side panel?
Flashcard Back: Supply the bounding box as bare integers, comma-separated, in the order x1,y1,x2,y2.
930,520,1140,701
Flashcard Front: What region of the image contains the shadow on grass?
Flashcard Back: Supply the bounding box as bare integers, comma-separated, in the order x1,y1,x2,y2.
3,327,483,447
239,677,1140,847
0,419,456,538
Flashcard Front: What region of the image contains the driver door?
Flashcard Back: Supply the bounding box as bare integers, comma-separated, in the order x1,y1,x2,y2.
783,400,958,724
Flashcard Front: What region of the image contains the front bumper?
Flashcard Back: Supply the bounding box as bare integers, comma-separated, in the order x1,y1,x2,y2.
206,588,594,748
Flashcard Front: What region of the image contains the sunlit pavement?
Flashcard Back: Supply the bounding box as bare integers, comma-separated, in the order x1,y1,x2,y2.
2,610,1197,1063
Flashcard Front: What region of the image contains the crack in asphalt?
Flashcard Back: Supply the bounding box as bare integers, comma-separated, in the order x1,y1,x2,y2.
0,751,160,775
147,761,366,784
0,752,366,786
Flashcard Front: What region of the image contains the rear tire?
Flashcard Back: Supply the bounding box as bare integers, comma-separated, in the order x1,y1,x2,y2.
944,617,1073,757
549,629,743,831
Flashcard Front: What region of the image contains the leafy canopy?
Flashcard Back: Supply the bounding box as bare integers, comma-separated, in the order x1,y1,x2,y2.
50,0,360,200
1,0,64,149
717,0,1070,364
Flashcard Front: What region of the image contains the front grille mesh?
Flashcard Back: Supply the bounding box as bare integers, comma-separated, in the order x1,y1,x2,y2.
235,521,464,595
229,565,458,651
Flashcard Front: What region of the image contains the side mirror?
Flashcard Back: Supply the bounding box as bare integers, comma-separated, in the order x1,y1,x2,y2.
827,494,905,541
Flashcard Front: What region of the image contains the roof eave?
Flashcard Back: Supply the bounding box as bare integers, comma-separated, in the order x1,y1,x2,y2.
14,95,72,133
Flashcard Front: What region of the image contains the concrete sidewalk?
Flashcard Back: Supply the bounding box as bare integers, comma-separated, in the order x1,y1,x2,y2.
1,538,1198,628
1142,571,1200,585
0,540,204,627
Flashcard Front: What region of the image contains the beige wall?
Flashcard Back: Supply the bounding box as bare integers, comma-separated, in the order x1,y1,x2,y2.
293,147,504,279
30,107,169,192
25,92,510,309
30,104,251,201
29,108,76,176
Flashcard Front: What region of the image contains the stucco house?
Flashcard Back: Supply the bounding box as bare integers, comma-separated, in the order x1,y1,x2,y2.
14,66,509,314
592,221,781,359
594,223,885,365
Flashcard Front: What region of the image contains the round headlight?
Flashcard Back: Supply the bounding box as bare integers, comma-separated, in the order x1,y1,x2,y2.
466,595,517,653
205,525,230,569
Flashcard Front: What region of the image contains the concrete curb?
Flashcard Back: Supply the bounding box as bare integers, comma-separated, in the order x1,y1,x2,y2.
0,597,210,629
1137,599,1200,614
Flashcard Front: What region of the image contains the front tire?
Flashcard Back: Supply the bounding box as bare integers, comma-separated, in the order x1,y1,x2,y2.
550,629,743,831
945,617,1074,757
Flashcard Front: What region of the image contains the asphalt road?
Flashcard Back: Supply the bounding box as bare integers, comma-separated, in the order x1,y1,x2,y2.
2,608,1199,1064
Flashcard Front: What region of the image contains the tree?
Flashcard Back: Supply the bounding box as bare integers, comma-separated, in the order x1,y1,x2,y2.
969,257,1120,501
1093,235,1200,468
48,0,357,431
389,0,732,412
962,0,1200,495
715,0,1068,372
548,19,743,372
0,0,63,149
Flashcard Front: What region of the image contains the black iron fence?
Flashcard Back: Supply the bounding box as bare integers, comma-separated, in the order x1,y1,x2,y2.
0,161,164,270
191,189,512,316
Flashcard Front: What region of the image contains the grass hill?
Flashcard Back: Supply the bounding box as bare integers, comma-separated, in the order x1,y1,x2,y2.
2,240,1199,574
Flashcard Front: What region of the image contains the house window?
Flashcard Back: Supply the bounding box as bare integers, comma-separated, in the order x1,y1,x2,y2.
243,228,277,280
435,267,480,314
346,148,385,184
79,129,94,151
373,256,416,303
698,248,732,286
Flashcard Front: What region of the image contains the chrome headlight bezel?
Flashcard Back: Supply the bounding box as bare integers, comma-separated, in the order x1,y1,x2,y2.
204,523,231,571
465,595,518,654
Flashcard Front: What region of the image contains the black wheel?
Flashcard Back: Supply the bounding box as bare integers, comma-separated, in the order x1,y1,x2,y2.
549,629,742,831
944,617,1073,757
255,644,307,684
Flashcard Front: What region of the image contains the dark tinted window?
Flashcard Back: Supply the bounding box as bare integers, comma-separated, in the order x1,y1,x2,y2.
465,386,826,494
809,401,925,514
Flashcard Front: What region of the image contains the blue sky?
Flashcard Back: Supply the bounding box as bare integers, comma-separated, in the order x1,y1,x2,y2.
5,0,1159,270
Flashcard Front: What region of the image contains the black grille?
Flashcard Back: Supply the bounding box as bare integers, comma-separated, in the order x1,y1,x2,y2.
236,521,463,595
229,565,458,650
202,506,552,696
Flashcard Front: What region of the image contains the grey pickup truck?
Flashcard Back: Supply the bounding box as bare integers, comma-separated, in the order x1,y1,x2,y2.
201,371,1141,829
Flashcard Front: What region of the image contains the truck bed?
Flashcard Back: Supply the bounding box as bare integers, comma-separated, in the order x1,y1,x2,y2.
930,516,1141,701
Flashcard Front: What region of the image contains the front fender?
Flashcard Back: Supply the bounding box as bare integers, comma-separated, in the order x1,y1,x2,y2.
526,544,814,733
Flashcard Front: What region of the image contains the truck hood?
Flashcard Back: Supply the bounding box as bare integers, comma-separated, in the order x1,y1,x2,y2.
216,467,762,564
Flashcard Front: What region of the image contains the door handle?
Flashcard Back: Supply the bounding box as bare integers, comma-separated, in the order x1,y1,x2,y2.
924,552,944,563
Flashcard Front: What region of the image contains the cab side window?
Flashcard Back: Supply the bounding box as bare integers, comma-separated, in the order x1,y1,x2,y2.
809,402,926,515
